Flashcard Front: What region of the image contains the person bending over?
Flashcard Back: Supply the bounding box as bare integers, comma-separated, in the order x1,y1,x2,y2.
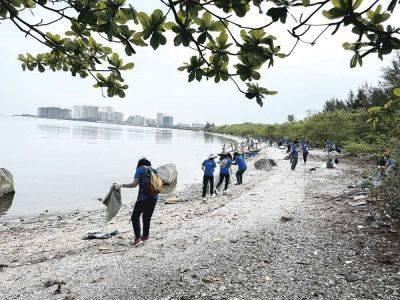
233,152,247,185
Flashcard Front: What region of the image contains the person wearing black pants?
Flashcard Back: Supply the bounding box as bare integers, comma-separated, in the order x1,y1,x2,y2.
236,168,246,184
233,152,247,185
216,153,233,191
216,173,229,190
202,175,214,197
202,154,217,198
301,141,309,164
115,157,158,247
131,199,156,239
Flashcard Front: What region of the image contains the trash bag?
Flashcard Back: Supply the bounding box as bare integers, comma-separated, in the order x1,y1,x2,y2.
102,185,122,222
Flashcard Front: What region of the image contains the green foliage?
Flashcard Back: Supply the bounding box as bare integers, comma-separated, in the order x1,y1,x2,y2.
209,52,400,155
1,0,399,104
341,140,381,155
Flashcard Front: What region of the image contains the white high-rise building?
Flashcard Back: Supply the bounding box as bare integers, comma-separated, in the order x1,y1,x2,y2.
156,113,164,127
98,106,114,122
126,115,146,126
72,105,98,120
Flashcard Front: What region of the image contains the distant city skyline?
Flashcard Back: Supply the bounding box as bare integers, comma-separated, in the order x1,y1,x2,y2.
29,104,203,126
34,105,203,129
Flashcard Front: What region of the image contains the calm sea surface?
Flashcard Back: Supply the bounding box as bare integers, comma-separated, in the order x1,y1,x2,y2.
0,115,233,218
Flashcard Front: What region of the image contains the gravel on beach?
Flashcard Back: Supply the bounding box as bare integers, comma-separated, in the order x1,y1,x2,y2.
0,147,399,299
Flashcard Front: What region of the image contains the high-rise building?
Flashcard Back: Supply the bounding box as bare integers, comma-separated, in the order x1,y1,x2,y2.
37,107,71,119
156,113,164,127
145,118,156,127
110,112,124,124
126,115,146,126
72,105,98,121
98,106,114,122
162,115,174,127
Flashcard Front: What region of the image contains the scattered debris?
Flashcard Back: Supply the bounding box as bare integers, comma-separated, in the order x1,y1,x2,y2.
83,229,118,240
165,196,182,204
52,284,63,295
201,276,221,283
353,195,367,201
341,273,360,282
280,208,295,222
280,215,294,222
348,200,367,207
44,279,66,288
91,277,104,283
374,253,396,265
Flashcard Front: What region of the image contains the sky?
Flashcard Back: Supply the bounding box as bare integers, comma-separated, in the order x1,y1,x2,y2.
0,1,396,125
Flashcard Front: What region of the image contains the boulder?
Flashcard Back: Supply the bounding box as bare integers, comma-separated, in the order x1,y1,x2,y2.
254,159,272,171
0,168,14,197
156,163,178,185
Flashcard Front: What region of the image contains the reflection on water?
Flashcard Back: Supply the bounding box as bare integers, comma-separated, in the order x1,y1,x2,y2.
155,129,172,144
0,193,14,215
72,125,123,140
38,124,71,136
0,116,236,218
203,132,215,144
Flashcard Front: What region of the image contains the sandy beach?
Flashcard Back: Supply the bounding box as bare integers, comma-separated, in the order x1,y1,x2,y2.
1,146,399,299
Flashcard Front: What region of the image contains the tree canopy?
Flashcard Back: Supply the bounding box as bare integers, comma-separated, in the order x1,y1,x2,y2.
1,0,399,105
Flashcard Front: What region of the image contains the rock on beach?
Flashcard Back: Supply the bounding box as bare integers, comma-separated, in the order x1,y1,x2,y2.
156,163,178,185
254,158,273,171
0,168,14,197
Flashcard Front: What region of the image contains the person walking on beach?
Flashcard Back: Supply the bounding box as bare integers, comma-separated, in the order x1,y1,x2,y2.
233,152,247,184
290,141,299,170
202,154,217,198
216,153,233,192
301,140,309,164
115,157,158,247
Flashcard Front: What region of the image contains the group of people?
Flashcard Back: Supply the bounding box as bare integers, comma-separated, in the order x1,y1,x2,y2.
112,152,248,247
277,138,310,170
201,152,248,198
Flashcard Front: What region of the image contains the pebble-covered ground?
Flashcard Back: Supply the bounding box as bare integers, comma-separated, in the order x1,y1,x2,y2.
0,147,399,300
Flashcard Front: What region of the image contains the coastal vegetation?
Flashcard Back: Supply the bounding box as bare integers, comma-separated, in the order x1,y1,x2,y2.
208,52,400,221
208,53,400,156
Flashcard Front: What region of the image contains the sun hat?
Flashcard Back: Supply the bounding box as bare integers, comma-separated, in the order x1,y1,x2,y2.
209,153,217,159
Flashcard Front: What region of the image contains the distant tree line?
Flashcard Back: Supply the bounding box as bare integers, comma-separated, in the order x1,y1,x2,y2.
207,52,400,155
323,53,400,112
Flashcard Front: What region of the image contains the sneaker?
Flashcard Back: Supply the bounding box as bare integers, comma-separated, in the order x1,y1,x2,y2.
142,236,149,242
133,237,143,247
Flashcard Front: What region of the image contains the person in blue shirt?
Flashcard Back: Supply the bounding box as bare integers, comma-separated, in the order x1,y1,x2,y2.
216,153,233,191
202,154,217,198
290,141,299,170
115,157,158,247
233,152,247,184
301,141,309,164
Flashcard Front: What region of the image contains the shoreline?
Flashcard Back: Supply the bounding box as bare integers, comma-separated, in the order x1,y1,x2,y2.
1,146,399,299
